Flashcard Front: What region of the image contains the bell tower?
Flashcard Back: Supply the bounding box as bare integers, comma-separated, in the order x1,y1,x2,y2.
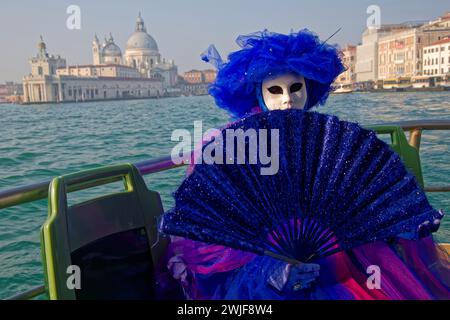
92,34,102,65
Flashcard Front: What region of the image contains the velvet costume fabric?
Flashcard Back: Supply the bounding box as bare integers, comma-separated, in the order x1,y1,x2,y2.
162,30,450,300
168,236,449,299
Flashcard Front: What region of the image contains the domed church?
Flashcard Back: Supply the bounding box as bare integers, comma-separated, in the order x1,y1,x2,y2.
91,13,178,87
92,33,123,65
125,13,160,71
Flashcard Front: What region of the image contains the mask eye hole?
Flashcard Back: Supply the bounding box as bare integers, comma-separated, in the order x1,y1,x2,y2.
267,86,283,95
290,83,303,93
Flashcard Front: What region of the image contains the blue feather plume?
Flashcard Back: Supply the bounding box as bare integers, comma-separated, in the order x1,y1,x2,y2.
202,29,345,118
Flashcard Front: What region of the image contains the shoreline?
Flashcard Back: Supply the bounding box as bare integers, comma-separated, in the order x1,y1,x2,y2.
1,88,450,105
334,87,450,94
1,93,210,106
365,87,450,93
18,94,169,106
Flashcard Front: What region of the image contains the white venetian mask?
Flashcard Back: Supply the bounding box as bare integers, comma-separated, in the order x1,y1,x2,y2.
261,73,308,110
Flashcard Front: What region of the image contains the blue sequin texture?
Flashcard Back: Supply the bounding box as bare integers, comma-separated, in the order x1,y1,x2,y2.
161,110,442,262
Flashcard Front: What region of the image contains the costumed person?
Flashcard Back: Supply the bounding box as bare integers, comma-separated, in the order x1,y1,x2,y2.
165,29,450,300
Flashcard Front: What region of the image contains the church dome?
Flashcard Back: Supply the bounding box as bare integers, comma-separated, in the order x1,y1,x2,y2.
102,34,122,57
125,13,159,52
126,32,159,51
103,43,122,57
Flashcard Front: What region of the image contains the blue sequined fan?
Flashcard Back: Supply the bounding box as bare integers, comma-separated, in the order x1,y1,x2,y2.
161,110,442,263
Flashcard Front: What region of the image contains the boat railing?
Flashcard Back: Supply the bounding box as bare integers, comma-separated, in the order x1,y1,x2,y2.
1,119,449,300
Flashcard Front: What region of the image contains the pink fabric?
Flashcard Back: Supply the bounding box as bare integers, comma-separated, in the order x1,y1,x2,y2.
167,237,450,300
351,242,433,299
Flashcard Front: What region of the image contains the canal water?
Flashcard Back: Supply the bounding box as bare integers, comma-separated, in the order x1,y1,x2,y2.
0,92,449,298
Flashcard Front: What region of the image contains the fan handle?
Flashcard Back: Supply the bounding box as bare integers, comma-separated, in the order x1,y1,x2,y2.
264,250,303,265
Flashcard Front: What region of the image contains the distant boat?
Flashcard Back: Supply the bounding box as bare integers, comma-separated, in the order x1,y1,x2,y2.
412,76,431,89
333,83,353,94
436,75,450,88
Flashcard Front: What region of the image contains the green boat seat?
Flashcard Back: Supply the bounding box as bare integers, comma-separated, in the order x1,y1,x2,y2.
40,164,167,300
366,125,425,188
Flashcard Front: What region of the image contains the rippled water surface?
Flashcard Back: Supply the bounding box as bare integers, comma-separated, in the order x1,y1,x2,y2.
0,92,449,298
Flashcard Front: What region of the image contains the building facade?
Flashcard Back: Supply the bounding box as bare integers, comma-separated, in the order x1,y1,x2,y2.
180,82,209,96
0,85,7,102
355,28,380,83
181,69,217,95
92,34,123,65
22,14,181,104
427,12,450,29
423,38,450,76
183,69,217,84
335,45,357,85
202,69,217,83
355,24,413,83
23,37,163,103
90,13,178,87
56,64,142,78
123,13,178,87
183,70,204,84
378,23,450,80
0,82,24,103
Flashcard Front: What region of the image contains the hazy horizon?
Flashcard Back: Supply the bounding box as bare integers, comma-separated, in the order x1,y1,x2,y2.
0,0,448,83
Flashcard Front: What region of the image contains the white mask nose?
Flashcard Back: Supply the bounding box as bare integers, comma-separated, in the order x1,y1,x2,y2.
283,93,293,106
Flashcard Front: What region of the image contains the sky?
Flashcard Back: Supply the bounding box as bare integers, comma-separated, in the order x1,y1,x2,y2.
0,0,448,82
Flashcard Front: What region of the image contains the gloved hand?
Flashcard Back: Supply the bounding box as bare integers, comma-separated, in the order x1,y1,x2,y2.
285,263,320,292
268,261,320,293
398,210,444,240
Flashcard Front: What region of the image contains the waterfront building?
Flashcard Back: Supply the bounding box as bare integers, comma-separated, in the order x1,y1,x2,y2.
183,70,204,84
427,12,450,28
335,44,357,86
355,24,411,84
377,20,450,81
123,13,178,87
0,82,24,103
4,81,24,103
423,37,450,77
202,69,217,83
0,85,6,102
90,13,178,87
23,37,163,103
56,64,142,78
181,69,217,95
92,33,123,65
183,69,217,84
150,61,178,89
180,81,209,96
22,13,180,104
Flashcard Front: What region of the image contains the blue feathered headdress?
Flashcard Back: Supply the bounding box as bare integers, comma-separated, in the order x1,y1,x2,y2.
201,29,345,118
